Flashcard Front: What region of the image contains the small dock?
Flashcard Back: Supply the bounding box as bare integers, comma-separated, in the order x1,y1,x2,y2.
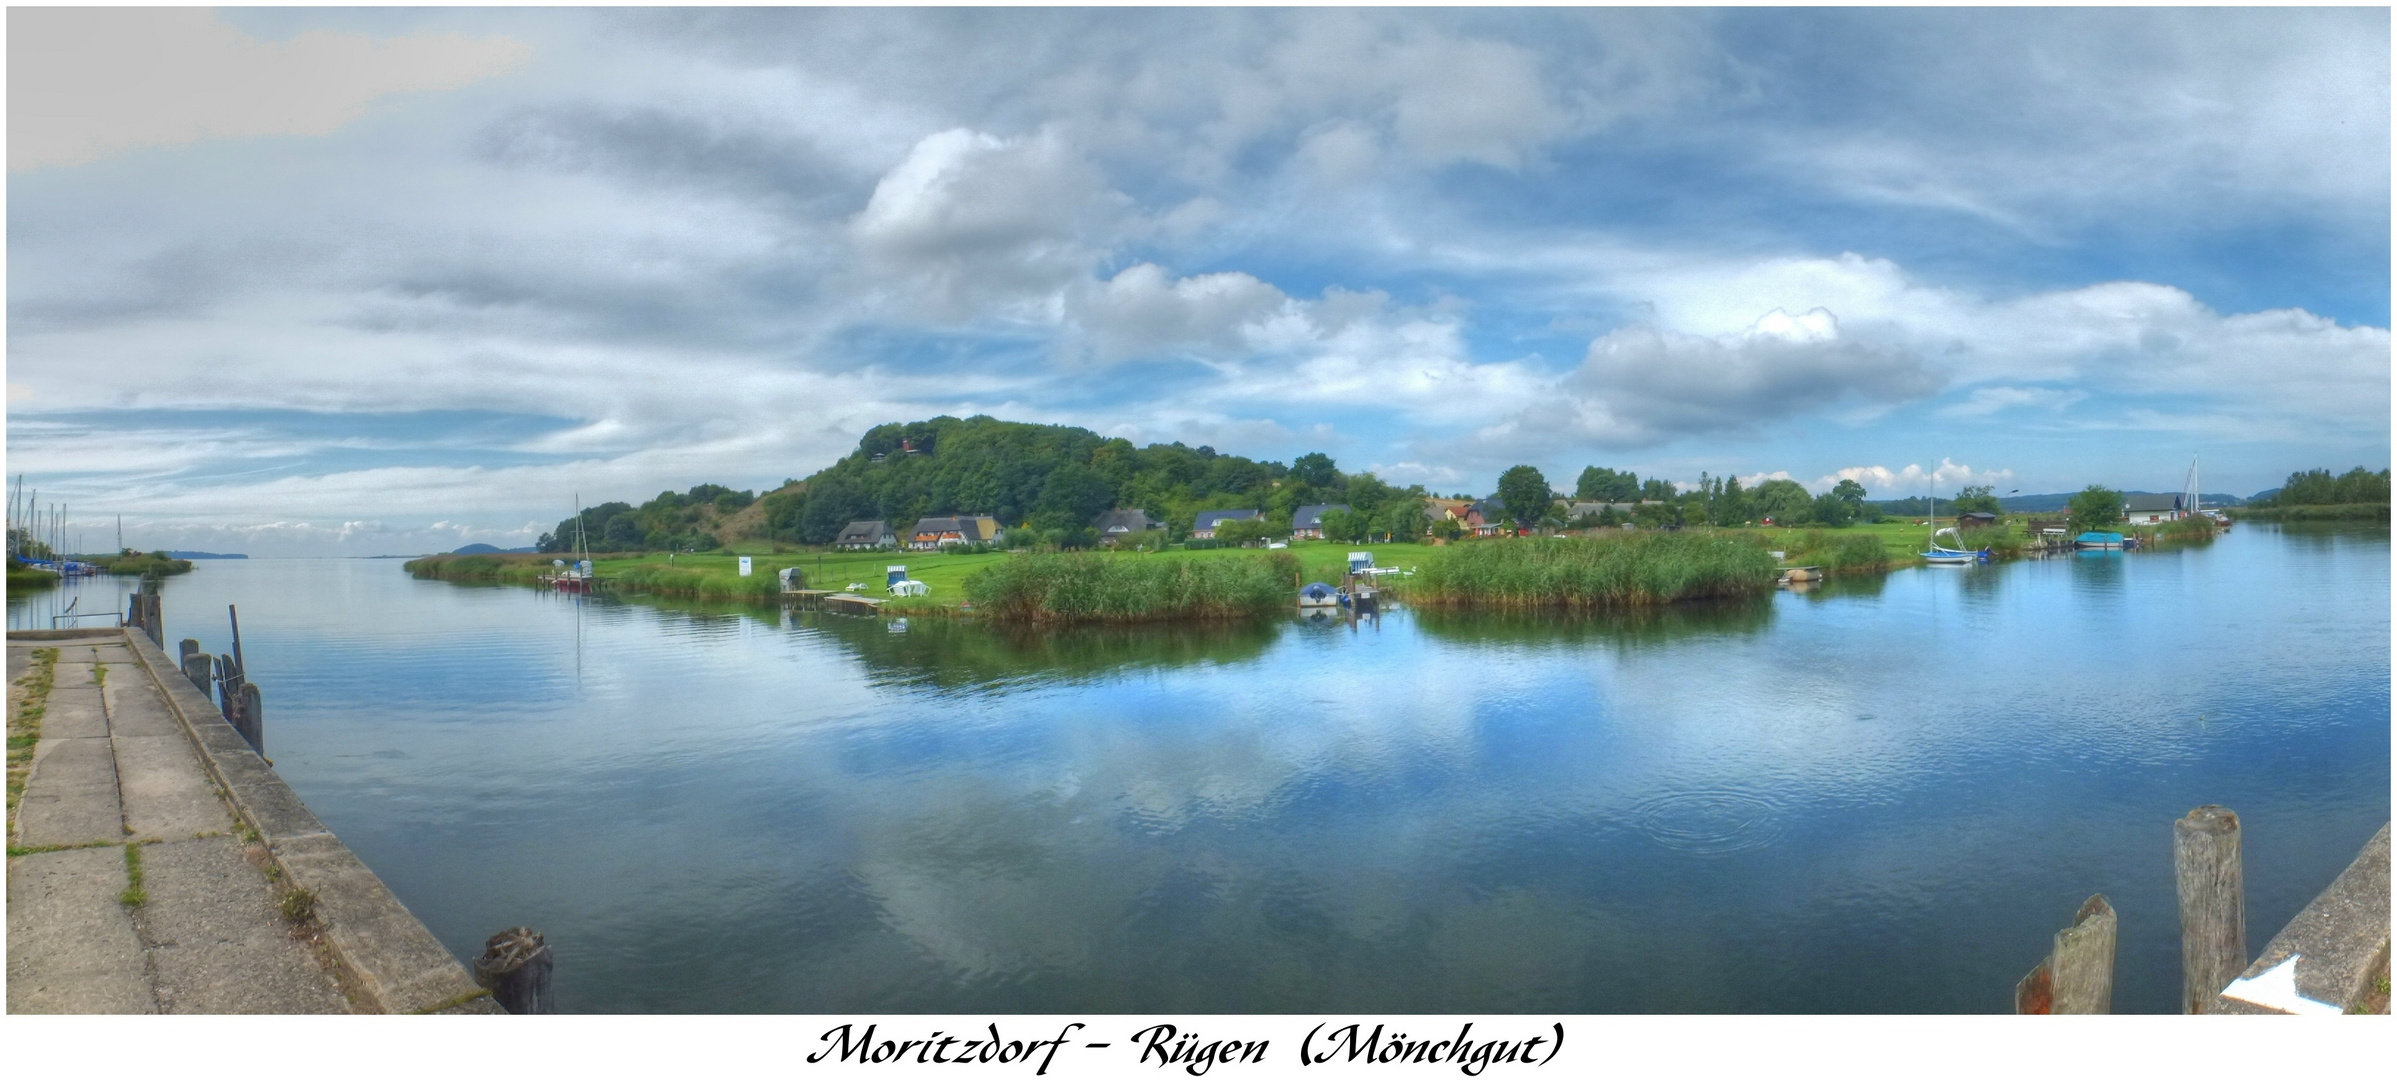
785,589,884,617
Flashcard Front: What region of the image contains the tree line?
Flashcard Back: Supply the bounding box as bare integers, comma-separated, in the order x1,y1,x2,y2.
2252,467,2390,508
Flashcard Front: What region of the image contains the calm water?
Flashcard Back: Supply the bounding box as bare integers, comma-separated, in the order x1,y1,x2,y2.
10,526,2388,1013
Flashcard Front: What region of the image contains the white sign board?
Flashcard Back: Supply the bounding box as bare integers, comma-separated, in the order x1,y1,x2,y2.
738,556,753,577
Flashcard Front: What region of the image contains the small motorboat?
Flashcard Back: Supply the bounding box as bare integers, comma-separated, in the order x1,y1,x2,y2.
1297,581,1339,607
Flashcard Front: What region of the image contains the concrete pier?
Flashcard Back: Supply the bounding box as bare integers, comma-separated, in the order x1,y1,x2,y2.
7,628,500,1013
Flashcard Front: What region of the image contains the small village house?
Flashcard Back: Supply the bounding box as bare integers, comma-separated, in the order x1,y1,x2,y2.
1467,497,1510,536
1291,504,1350,540
906,515,1001,549
2123,494,2184,523
834,520,897,550
1958,511,1999,529
1093,508,1165,545
1191,509,1259,539
1424,497,1470,525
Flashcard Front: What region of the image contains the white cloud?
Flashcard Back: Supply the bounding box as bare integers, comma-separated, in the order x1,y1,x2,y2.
1939,386,2086,418
7,8,529,172
1813,459,2014,499
851,127,1129,320
1064,264,1295,363
1484,307,1941,450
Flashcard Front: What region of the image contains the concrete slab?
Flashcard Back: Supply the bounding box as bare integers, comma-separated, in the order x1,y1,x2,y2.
274,832,489,1014
39,687,109,739
103,676,184,738
5,845,157,1013
115,735,231,841
135,836,353,1014
52,661,99,688
2212,822,2391,1014
17,737,124,847
8,645,30,683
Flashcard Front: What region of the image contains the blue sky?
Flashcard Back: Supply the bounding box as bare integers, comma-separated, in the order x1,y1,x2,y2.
6,7,2388,555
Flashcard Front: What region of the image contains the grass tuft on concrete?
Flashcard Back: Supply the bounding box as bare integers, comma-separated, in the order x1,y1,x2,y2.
7,647,59,829
280,886,320,927
120,841,146,906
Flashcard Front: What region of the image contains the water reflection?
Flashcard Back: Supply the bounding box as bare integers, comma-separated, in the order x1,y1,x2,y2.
799,612,1283,694
1409,598,1773,650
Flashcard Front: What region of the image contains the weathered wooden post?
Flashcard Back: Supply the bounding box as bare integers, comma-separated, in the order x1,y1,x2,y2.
2014,894,2117,1013
179,638,201,666
2175,804,2246,1013
181,650,214,693
238,683,264,755
473,926,554,1014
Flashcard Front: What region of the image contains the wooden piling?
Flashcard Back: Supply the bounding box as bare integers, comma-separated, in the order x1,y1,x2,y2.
473,926,554,1014
238,683,263,755
2175,804,2246,1013
2014,894,2116,1014
181,651,214,693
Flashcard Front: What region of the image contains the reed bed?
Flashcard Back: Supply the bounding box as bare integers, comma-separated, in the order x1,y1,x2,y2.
963,551,1297,624
2157,515,2222,544
1405,533,1776,609
2232,503,2390,522
1784,530,1898,573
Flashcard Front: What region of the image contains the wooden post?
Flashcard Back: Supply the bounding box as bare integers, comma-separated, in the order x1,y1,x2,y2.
2051,894,2116,1013
2014,894,2116,1014
238,683,263,755
473,926,554,1014
181,651,214,693
2175,804,2246,1013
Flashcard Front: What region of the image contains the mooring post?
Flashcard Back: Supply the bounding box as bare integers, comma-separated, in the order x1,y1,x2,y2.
2014,894,2117,1014
473,926,555,1014
181,650,214,693
239,683,264,755
2175,804,2246,1013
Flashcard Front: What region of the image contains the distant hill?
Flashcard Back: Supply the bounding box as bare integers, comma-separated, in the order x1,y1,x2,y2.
162,550,246,559
452,543,538,555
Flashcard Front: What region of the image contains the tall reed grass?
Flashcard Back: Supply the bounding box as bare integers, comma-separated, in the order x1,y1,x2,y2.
963,551,1297,624
1404,533,1775,609
2232,503,2389,522
1784,530,1897,573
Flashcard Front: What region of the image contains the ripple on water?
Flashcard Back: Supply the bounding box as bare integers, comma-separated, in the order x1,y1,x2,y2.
1631,789,1786,856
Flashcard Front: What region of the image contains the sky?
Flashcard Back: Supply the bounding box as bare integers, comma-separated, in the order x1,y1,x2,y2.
5,6,2389,556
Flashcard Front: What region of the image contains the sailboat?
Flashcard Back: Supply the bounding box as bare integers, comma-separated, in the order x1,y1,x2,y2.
542,496,596,593
1920,478,1992,565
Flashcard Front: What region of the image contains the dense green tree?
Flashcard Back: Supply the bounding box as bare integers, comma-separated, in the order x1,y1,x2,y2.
1381,498,1427,540
1750,479,1812,523
2068,485,2126,535
1496,465,1552,530
1289,452,1340,489
1832,479,1868,509
1640,477,1677,502
2268,466,2391,507
1809,491,1853,527
1952,484,2002,516
1575,466,1640,502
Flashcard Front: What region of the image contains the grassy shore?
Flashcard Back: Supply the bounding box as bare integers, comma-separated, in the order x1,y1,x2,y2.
1406,532,1777,609
2231,503,2389,522
405,541,1445,610
6,565,59,591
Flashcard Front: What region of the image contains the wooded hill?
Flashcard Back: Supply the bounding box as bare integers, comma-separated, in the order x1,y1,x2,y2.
539,415,1434,552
